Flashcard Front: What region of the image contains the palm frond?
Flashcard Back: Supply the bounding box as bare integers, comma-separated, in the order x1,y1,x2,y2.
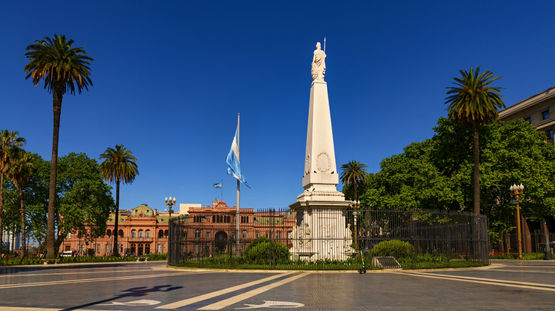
99,145,139,184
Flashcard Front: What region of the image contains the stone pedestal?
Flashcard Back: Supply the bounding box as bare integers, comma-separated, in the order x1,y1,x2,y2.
289,200,353,261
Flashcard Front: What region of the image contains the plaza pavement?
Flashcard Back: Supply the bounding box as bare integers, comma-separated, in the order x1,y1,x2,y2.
0,260,553,310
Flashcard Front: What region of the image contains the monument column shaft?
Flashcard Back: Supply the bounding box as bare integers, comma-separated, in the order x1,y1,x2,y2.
302,80,338,189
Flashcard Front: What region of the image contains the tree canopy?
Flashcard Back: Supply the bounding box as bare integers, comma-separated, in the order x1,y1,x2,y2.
18,153,114,253
356,118,554,244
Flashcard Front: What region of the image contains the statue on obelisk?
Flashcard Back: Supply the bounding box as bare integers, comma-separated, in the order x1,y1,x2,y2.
289,41,353,261
311,42,326,82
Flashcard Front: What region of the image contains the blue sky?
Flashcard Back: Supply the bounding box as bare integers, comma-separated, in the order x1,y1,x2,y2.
1,1,554,212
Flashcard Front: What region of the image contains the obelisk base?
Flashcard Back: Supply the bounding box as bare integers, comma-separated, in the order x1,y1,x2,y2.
289,199,354,261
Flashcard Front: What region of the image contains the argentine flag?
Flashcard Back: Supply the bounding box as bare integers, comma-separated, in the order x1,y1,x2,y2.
226,126,247,184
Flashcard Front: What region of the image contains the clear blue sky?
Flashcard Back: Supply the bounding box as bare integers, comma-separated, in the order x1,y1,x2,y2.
2,1,554,212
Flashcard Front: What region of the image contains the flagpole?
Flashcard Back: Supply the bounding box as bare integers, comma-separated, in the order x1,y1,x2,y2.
236,113,240,256
221,179,223,202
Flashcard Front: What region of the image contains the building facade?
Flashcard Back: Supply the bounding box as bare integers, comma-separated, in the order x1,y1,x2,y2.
60,201,295,257
175,201,295,257
499,86,555,144
60,203,172,257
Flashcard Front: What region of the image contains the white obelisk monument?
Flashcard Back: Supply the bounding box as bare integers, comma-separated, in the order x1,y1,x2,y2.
289,42,353,261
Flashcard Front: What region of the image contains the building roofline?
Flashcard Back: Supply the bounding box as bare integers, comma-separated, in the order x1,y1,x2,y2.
499,86,555,118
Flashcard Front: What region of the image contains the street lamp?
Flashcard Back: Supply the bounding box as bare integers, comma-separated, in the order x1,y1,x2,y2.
353,200,360,251
165,196,176,219
510,184,524,260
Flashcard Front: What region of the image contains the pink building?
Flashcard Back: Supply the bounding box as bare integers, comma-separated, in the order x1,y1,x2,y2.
60,203,171,256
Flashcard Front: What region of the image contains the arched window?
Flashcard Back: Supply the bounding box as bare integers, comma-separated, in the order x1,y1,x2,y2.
138,230,143,238
195,229,201,239
107,229,112,237
131,229,136,238
145,230,150,238
164,230,169,237
158,230,164,238
119,230,124,237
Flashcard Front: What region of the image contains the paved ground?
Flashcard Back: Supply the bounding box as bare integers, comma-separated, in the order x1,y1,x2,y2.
0,260,554,310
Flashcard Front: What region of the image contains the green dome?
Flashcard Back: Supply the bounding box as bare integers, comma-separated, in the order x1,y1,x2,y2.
131,204,155,217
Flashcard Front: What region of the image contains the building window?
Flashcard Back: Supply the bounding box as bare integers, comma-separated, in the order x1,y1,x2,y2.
542,110,550,120
277,232,281,239
107,229,111,237
182,230,188,239
195,229,201,239
256,232,259,238
138,230,143,238
131,230,136,238
119,230,124,237
242,230,247,239
65,245,71,251
546,129,554,139
158,230,164,238
524,117,531,124
206,232,210,239
145,230,150,238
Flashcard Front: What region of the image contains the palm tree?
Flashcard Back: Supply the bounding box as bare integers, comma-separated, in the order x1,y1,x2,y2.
8,152,34,258
340,160,368,203
99,145,139,256
0,130,25,255
24,34,93,259
445,67,504,215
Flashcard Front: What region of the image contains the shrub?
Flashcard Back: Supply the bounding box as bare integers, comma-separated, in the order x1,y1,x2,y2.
243,237,290,265
370,240,415,259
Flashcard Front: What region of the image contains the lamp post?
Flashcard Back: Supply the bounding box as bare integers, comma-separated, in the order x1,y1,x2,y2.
353,200,360,251
165,196,176,219
510,184,524,260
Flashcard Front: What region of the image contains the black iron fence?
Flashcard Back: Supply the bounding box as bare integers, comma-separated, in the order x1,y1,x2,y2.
168,208,489,266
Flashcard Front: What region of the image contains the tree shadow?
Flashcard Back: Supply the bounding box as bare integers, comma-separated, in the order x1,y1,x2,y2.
61,284,183,310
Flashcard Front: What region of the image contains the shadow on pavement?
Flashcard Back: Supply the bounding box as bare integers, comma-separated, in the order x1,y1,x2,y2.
61,284,183,310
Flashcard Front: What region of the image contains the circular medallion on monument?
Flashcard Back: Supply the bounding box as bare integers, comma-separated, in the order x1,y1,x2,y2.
316,152,330,172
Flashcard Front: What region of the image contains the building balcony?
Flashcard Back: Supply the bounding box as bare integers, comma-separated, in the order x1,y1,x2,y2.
127,237,154,242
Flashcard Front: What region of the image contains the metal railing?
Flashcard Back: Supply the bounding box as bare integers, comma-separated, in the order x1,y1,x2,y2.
168,208,489,266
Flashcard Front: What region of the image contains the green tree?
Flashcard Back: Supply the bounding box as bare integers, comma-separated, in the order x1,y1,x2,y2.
360,118,554,249
24,34,93,259
340,161,368,202
8,151,34,257
22,153,113,255
445,67,504,215
479,120,555,249
0,130,25,255
99,145,139,256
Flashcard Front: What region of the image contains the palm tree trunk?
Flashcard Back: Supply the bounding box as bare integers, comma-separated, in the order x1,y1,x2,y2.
0,173,4,255
19,187,26,258
472,121,480,215
113,180,120,256
354,181,358,203
46,90,63,259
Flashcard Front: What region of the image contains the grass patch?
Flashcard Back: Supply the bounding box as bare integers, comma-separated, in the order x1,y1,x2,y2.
398,259,487,269
0,253,167,266
489,252,548,260
175,253,484,270
176,255,371,270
